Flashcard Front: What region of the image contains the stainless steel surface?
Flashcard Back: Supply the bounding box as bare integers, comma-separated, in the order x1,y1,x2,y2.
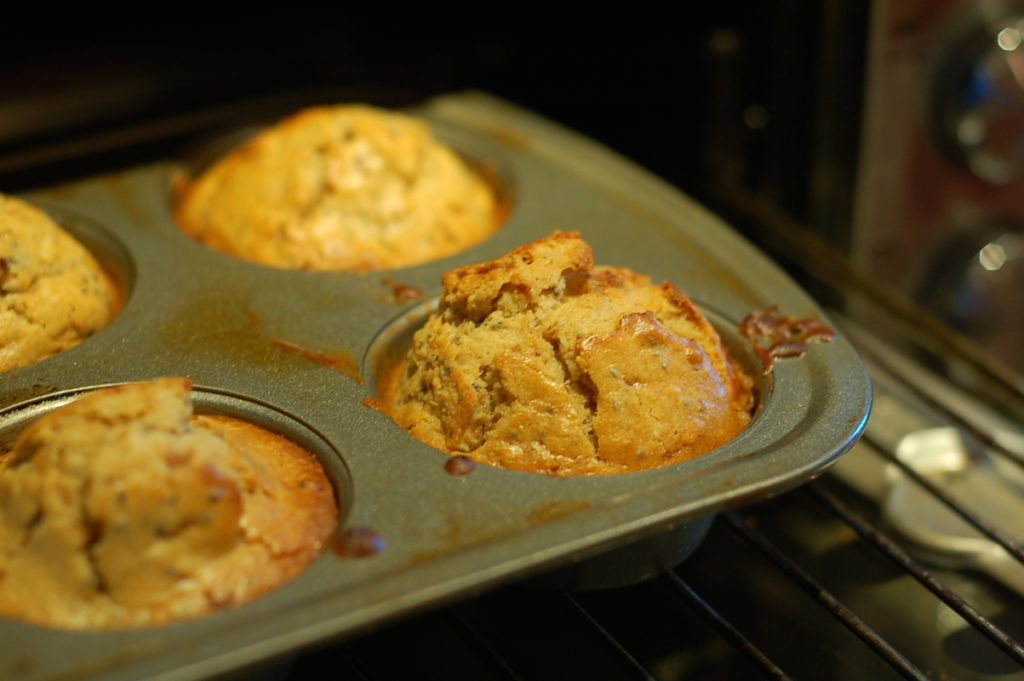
930,3,1024,185
854,0,1024,374
0,92,871,681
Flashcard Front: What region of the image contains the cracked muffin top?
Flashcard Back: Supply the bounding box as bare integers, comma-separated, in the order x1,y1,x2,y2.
175,104,499,271
0,194,119,372
0,377,337,630
380,231,755,476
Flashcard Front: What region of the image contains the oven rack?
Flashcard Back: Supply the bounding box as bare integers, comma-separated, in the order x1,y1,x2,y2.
283,476,1023,680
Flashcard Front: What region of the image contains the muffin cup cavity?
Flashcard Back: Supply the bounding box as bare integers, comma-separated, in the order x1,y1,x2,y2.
0,382,347,630
0,383,350,524
698,304,773,420
31,199,136,308
363,297,438,395
0,198,130,374
366,295,767,477
185,386,353,521
170,106,513,272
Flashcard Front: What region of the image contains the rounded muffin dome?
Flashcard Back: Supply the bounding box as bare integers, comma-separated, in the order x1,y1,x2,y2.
0,378,337,629
176,104,499,271
0,194,119,372
380,231,755,476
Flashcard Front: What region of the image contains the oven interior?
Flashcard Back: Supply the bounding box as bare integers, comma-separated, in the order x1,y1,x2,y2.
4,4,1024,680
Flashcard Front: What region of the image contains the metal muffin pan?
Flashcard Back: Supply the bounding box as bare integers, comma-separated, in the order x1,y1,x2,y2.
0,91,872,681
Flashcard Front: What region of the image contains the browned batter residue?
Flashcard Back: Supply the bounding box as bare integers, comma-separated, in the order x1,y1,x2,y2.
443,455,476,476
526,500,591,526
332,526,386,558
382,276,425,303
362,396,386,412
740,305,836,374
476,161,514,226
244,306,262,333
271,340,363,384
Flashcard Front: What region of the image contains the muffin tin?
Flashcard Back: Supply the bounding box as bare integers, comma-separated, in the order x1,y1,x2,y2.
0,92,872,681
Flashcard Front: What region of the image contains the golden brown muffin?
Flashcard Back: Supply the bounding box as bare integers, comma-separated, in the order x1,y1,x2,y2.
176,105,499,271
0,195,119,371
381,232,755,476
0,377,337,630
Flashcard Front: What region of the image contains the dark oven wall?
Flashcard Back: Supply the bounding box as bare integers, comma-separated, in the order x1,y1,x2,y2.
0,6,865,251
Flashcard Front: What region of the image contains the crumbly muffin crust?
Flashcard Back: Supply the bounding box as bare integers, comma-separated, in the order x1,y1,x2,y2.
381,232,755,476
176,104,498,271
0,378,337,629
0,195,119,372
